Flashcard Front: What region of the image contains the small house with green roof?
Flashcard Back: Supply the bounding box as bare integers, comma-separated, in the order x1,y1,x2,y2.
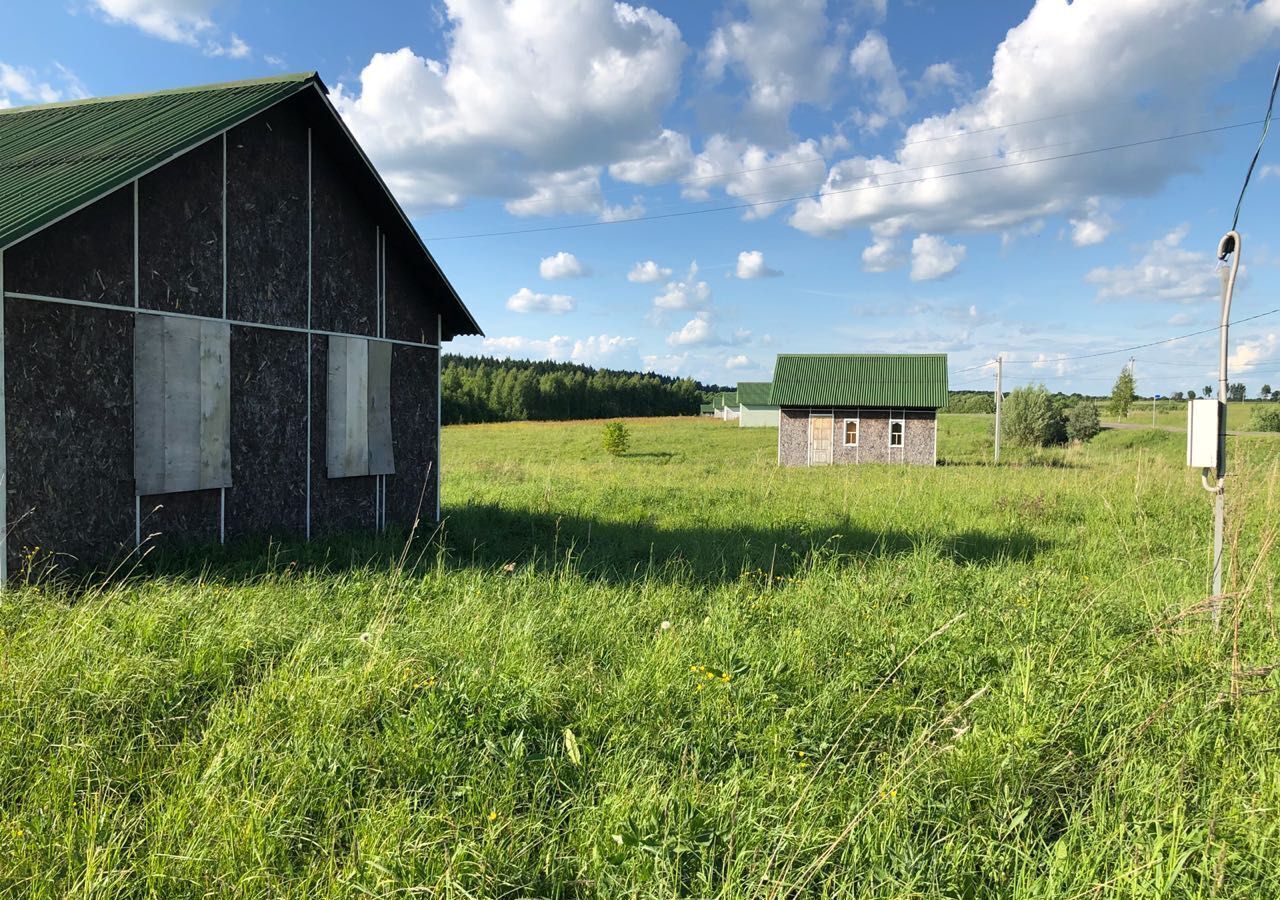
736,381,778,427
714,390,739,421
770,354,947,466
0,72,481,577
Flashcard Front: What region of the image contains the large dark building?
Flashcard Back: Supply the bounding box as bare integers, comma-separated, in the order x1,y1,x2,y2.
0,72,481,579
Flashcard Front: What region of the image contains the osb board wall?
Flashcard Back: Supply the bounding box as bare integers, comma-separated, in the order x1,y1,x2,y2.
385,241,440,345
226,326,307,541
139,137,223,318
387,344,439,529
778,408,937,467
309,335,376,536
4,185,134,306
4,299,135,572
311,133,377,338
138,490,220,549
225,96,309,328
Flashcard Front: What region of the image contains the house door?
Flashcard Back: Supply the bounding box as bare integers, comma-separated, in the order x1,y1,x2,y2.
809,413,833,465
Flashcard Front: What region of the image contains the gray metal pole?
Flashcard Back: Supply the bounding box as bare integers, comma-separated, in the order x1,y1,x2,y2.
993,356,1002,464
1211,231,1240,623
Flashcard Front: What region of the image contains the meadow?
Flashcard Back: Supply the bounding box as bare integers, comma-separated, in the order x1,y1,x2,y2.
1,415,1278,897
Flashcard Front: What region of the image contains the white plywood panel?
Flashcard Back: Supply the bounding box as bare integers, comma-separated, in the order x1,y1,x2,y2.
162,316,202,493
327,335,371,478
133,316,167,495
199,321,232,489
367,339,394,475
327,335,349,477
344,337,369,477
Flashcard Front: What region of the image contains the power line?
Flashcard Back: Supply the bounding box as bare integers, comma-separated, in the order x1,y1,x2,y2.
1232,61,1280,229
425,119,1259,241
997,307,1280,366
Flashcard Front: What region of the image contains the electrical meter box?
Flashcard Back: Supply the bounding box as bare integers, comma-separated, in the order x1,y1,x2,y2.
1187,398,1220,468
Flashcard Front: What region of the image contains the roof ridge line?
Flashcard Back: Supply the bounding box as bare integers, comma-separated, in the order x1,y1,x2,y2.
0,71,322,118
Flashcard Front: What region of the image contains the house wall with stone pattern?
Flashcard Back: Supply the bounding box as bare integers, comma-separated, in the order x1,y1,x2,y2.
778,407,936,467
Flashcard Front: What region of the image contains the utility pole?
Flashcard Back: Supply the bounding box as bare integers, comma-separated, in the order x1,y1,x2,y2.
1206,231,1240,624
1129,356,1136,423
993,355,1003,464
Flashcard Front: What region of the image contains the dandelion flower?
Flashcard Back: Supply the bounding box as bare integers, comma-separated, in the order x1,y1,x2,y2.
487,810,497,822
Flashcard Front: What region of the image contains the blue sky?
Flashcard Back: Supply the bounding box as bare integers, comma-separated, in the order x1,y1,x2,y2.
5,0,1280,396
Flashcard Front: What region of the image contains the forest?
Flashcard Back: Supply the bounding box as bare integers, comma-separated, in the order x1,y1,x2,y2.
440,355,705,424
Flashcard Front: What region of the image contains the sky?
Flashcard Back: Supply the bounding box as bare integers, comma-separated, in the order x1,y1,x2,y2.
5,0,1280,397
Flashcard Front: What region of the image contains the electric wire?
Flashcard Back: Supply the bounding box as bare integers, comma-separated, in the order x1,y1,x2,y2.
1231,60,1280,230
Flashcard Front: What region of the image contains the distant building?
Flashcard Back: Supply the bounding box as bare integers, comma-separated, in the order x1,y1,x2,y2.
699,402,715,416
715,391,739,421
771,354,947,466
0,73,481,577
736,381,779,427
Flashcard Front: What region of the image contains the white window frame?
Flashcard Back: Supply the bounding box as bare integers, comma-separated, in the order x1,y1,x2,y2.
889,416,905,448
842,416,859,447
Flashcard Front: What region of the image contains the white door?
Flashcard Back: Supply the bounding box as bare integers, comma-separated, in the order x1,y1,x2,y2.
809,413,833,465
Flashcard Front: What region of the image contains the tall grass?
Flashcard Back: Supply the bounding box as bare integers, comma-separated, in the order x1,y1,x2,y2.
1,417,1277,897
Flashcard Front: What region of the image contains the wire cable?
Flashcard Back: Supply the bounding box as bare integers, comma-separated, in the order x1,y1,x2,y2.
997,307,1280,367
1232,61,1280,230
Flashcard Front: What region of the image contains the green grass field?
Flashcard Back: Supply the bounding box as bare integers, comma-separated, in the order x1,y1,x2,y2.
2,417,1278,897
1105,399,1274,431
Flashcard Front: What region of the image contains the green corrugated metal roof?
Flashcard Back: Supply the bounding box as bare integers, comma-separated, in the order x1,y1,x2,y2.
0,72,318,249
0,71,483,338
736,381,775,406
715,391,738,408
769,354,948,408
699,403,714,414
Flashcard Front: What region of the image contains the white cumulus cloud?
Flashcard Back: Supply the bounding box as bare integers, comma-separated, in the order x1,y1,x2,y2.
331,1,686,212
910,234,966,281
1229,333,1278,373
734,250,781,279
667,311,715,346
849,31,907,132
628,260,672,283
790,1,1280,246
1085,226,1222,304
725,354,752,370
701,0,845,140
654,262,711,310
91,0,251,57
506,287,576,314
539,251,587,280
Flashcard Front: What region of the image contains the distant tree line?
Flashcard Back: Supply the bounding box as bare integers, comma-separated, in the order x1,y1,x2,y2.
441,355,703,424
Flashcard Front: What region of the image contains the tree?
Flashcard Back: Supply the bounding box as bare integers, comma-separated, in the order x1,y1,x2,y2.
1228,382,1246,403
602,421,630,456
1108,367,1136,419
1003,384,1061,448
1260,384,1272,401
1203,385,1213,398
1187,389,1197,400
1172,391,1185,402
1065,400,1102,443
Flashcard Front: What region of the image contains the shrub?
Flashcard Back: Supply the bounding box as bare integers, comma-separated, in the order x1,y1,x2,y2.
602,420,631,456
1065,400,1102,443
1002,384,1061,448
947,393,996,414
1247,406,1280,433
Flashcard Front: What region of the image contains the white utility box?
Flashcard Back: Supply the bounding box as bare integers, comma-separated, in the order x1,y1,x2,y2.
1187,398,1220,468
